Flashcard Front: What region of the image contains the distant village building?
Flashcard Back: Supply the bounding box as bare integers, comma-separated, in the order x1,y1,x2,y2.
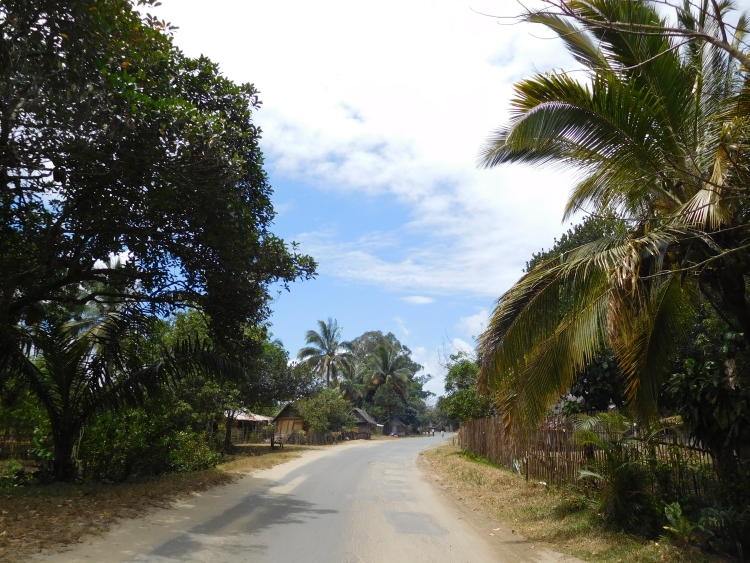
272,403,306,434
230,411,273,434
388,418,408,437
351,408,376,439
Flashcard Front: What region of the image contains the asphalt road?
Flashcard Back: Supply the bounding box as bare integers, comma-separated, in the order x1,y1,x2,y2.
37,436,552,563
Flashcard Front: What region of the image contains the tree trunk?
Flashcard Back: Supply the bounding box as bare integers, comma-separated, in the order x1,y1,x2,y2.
52,431,77,482
223,413,235,452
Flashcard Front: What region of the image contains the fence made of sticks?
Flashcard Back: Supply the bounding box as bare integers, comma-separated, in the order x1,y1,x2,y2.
0,440,33,460
459,416,718,499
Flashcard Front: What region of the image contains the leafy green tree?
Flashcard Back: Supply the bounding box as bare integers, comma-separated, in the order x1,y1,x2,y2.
372,385,404,428
348,331,422,375
295,389,354,432
567,350,625,413
0,0,315,346
478,0,750,427
400,374,434,431
297,318,352,387
666,307,750,479
437,353,493,424
0,310,241,480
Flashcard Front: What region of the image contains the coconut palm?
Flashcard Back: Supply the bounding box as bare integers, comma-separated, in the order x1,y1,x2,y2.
297,318,352,387
337,359,366,405
362,344,413,398
478,0,750,427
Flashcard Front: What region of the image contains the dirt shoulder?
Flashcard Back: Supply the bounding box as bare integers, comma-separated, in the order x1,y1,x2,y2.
421,443,723,563
0,442,343,563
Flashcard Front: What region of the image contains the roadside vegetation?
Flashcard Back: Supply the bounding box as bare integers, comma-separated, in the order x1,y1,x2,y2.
449,1,750,560
424,445,718,563
0,4,330,554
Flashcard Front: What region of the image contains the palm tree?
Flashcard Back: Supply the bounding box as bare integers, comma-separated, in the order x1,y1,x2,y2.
0,310,241,480
297,318,352,387
478,1,750,427
337,360,366,405
362,344,413,399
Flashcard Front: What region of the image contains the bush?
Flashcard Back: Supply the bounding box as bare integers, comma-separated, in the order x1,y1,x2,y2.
80,398,219,481
296,389,355,432
573,413,662,536
0,459,35,489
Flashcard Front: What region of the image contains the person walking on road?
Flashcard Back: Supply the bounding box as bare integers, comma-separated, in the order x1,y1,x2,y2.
441,429,444,438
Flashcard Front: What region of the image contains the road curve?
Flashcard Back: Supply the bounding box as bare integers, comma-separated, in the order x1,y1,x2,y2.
36,436,532,563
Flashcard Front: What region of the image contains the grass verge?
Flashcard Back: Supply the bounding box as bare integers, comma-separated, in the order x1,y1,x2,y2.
0,444,304,562
423,445,728,563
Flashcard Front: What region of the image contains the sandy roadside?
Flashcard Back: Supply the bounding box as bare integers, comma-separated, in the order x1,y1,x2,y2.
417,440,587,563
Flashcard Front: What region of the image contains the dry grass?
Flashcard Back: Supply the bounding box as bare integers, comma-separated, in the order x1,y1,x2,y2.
218,443,304,473
0,445,304,562
423,445,729,563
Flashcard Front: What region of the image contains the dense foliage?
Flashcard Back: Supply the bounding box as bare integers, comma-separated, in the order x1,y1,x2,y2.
666,308,750,479
296,325,438,432
476,1,750,556
0,0,317,482
0,0,315,346
437,353,493,423
296,389,355,432
479,0,750,427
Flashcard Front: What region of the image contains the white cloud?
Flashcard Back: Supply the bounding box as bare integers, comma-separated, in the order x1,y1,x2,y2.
457,309,489,338
451,338,475,355
410,345,444,402
152,0,579,299
393,316,409,336
401,296,435,305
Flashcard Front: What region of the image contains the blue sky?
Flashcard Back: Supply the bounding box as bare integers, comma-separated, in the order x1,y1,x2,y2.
151,0,581,397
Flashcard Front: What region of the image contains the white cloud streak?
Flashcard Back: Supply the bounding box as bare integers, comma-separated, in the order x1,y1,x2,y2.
393,316,410,337
401,296,435,305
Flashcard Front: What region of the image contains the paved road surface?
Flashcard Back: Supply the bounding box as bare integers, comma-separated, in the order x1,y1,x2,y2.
38,436,560,563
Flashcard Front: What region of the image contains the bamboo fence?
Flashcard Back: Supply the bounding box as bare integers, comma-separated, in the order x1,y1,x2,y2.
0,440,33,460
459,416,718,498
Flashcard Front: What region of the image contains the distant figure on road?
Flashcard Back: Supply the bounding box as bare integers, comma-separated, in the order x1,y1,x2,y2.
441,429,444,438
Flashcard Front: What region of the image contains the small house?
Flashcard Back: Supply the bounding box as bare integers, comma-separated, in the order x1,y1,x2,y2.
231,410,273,434
351,408,376,439
272,403,306,434
388,418,408,437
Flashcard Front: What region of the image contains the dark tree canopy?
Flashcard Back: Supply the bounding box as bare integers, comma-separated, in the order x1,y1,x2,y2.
0,0,315,344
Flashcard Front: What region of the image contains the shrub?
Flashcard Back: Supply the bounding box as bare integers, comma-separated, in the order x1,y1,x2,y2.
573,413,662,536
80,398,219,481
0,459,35,489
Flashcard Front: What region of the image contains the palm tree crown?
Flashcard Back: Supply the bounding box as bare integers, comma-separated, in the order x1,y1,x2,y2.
478,0,750,428
297,318,352,387
361,344,413,398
